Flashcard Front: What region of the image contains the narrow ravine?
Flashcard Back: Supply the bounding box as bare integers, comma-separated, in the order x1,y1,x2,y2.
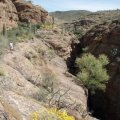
66,37,108,120
66,41,83,74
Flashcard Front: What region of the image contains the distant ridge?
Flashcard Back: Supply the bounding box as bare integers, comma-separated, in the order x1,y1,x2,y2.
50,10,91,22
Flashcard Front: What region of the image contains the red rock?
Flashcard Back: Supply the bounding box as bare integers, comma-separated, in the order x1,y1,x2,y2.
12,0,52,24
0,0,18,30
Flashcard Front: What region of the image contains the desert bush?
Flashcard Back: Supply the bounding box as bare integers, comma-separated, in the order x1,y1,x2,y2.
74,30,83,38
41,24,53,29
28,23,42,34
36,24,41,29
42,72,57,92
0,23,35,56
76,53,109,92
0,68,5,76
33,87,49,102
31,108,75,120
6,22,35,43
25,51,37,59
24,51,37,65
0,35,8,55
7,27,19,43
47,108,75,120
0,22,44,55
31,109,59,120
35,48,45,56
47,48,55,59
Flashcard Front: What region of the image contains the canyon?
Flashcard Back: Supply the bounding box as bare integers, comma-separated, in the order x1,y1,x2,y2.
0,0,120,120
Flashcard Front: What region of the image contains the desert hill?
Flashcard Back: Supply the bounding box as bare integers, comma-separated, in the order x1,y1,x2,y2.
50,10,91,22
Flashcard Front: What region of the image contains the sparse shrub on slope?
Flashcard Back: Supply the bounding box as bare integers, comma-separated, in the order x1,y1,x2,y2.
0,68,5,76
76,53,109,92
5,22,44,44
47,108,75,120
33,71,58,102
31,108,75,120
0,35,8,55
42,72,57,92
7,24,34,43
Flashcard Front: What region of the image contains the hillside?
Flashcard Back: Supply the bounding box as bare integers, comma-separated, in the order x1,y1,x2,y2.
50,10,91,22
51,9,120,23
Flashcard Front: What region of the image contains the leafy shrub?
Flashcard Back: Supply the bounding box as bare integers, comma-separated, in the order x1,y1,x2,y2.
76,53,109,92
47,49,55,59
31,108,75,120
47,108,75,120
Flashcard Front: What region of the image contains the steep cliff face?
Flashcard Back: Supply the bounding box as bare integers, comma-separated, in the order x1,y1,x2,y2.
82,19,120,120
12,0,52,24
0,0,18,30
0,0,52,30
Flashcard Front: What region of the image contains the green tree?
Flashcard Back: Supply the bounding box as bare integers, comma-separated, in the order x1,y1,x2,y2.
76,53,109,93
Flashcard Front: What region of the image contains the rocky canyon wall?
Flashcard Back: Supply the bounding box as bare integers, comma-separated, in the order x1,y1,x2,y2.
0,0,52,30
0,0,18,30
81,19,120,120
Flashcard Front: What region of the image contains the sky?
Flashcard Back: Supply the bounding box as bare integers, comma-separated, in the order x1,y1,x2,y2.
33,0,120,12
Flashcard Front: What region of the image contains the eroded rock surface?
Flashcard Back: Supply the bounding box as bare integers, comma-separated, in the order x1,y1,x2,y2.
0,0,52,30
0,29,89,119
12,0,52,24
